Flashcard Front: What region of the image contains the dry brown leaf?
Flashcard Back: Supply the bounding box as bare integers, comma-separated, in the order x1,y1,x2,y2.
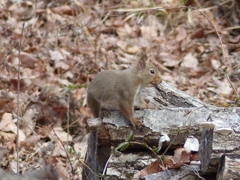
190,153,199,161
50,127,72,142
139,157,180,177
116,24,132,39
52,143,66,157
0,131,16,144
50,5,81,16
9,78,27,92
191,28,207,39
211,59,221,70
179,149,192,163
21,108,37,137
176,27,187,42
105,17,125,27
140,160,162,177
189,67,206,78
212,77,232,96
163,158,176,169
38,126,52,137
0,147,8,162
9,1,35,21
20,141,35,151
73,135,89,159
0,113,26,142
171,148,191,166
25,135,39,145
19,52,37,69
140,26,158,39
162,0,179,7
49,50,65,61
160,52,180,67
196,45,205,53
47,156,69,179
181,53,198,68
54,61,70,70
10,161,18,173
126,46,140,54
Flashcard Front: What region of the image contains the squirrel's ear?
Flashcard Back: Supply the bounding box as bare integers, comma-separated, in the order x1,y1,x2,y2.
137,54,146,70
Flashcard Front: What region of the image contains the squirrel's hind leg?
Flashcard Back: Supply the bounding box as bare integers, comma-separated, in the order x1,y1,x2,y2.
87,93,101,118
119,103,141,129
100,108,111,119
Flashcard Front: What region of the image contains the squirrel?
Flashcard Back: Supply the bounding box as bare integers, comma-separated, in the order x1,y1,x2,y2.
87,57,162,129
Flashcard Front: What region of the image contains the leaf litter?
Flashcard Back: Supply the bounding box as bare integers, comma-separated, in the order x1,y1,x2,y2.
0,0,240,179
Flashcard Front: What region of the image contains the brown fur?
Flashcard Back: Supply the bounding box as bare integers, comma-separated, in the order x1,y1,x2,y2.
87,58,162,129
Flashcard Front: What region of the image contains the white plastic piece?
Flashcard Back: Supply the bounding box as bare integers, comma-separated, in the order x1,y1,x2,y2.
215,128,233,135
190,160,201,165
184,136,199,152
158,132,170,147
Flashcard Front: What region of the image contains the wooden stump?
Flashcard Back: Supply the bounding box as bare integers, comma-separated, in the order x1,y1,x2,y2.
217,155,240,180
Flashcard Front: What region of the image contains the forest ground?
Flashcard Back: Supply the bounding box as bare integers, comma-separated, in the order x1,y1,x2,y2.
0,0,240,179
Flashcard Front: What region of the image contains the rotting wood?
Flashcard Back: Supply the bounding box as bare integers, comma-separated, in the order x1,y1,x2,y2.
85,81,239,179
142,165,202,180
199,127,214,173
216,155,240,180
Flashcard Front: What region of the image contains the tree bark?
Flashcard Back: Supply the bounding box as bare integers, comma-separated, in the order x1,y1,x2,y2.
142,165,202,180
216,155,240,180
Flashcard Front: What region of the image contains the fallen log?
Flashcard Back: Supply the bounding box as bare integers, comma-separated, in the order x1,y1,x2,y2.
84,81,239,179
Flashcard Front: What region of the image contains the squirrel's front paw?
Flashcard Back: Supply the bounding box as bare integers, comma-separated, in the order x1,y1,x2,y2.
136,120,142,128
133,118,142,129
146,104,156,109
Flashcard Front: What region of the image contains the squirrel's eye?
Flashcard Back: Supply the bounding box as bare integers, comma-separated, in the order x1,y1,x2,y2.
150,70,155,74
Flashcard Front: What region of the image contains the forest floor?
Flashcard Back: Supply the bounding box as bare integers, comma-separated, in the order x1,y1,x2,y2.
0,0,240,179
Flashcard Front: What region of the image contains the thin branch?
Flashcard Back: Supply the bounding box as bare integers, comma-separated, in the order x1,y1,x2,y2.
101,153,113,179
161,131,179,159
66,93,70,145
41,107,74,179
191,7,226,65
225,72,238,98
79,158,102,178
16,21,25,174
50,126,75,180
